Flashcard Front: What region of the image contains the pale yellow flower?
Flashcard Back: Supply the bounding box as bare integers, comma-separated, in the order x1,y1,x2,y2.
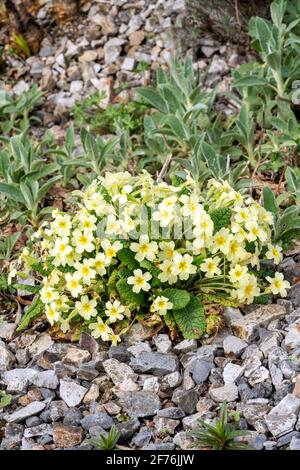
130,235,158,262
158,241,176,261
72,229,94,254
51,214,72,237
93,252,107,275
200,256,221,278
110,333,121,346
150,296,173,315
78,211,97,233
65,272,83,298
173,253,197,281
75,295,98,320
40,286,59,304
235,274,260,303
105,300,125,323
211,228,232,255
89,318,112,341
127,269,152,293
229,264,248,284
101,239,122,261
265,244,283,265
266,273,290,297
158,260,178,285
50,236,73,266
45,303,60,325
74,259,96,285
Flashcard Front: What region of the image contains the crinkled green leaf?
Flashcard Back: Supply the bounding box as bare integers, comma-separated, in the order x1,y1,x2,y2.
117,248,139,271
16,297,44,332
209,207,232,233
116,279,145,306
173,296,206,339
162,288,191,310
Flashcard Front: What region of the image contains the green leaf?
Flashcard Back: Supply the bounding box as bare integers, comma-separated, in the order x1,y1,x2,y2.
285,167,300,194
12,283,41,294
136,87,168,113
16,297,44,332
0,392,12,408
209,207,232,233
167,115,189,140
270,0,286,28
162,288,191,310
173,296,206,339
140,260,161,287
233,76,270,88
37,175,61,201
116,279,144,306
107,269,120,292
117,248,139,271
0,182,25,204
10,135,31,172
164,311,177,331
201,142,226,178
262,187,278,216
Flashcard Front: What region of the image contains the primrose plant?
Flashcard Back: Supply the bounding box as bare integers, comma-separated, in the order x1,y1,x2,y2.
12,171,290,342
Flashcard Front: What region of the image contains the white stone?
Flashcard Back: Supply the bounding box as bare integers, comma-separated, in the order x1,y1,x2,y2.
3,368,36,393
153,334,172,354
223,363,244,385
103,358,137,385
0,341,15,372
70,80,83,94
59,380,87,407
248,366,270,386
223,335,247,356
209,384,239,402
6,401,46,423
13,80,29,96
143,377,160,393
285,321,300,351
266,394,300,437
121,57,136,71
127,342,152,357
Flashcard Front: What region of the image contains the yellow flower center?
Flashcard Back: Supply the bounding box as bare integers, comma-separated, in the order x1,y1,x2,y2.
179,261,188,271
244,284,254,295
70,280,78,289
140,243,149,253
83,303,91,313
106,248,116,258
230,242,238,254
136,276,145,286
216,236,226,246
274,280,281,289
82,266,90,276
95,261,104,269
79,235,88,245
